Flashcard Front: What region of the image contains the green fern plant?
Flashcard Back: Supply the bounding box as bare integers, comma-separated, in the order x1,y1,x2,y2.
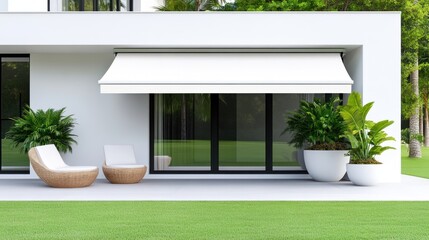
339,92,395,164
5,107,77,153
283,97,348,150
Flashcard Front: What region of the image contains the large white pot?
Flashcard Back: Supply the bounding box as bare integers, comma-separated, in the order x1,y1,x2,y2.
347,163,383,186
303,150,350,182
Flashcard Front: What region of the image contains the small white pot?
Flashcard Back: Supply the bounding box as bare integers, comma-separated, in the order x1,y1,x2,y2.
304,150,350,182
347,163,383,186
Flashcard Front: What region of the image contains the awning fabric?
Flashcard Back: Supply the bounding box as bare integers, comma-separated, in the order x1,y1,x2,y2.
99,52,353,94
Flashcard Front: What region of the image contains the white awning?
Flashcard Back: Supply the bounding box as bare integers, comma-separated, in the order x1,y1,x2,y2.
99,52,353,94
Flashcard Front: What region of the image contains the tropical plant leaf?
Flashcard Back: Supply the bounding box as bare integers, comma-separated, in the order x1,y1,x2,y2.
346,92,362,108
284,97,347,149
340,92,395,163
5,106,77,154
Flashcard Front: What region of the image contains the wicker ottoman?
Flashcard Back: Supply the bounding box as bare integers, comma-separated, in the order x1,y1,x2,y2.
102,162,147,184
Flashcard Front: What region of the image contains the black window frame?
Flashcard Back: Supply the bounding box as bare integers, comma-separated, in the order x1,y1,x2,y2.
0,54,31,174
149,94,310,175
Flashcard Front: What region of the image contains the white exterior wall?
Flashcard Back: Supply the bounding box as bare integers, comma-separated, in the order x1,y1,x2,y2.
30,53,150,180
0,12,401,181
0,1,7,12
6,0,47,12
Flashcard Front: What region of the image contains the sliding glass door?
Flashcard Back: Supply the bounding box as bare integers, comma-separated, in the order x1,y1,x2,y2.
151,94,328,174
1,55,30,173
153,94,211,171
219,94,265,171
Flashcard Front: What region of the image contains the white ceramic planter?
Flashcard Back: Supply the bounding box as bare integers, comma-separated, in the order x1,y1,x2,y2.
347,163,383,186
303,150,350,182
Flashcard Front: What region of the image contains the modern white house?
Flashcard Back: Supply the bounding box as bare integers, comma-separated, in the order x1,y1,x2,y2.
0,1,401,182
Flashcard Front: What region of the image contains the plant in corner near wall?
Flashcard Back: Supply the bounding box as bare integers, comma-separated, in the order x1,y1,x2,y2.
5,106,77,153
340,92,396,164
284,97,348,150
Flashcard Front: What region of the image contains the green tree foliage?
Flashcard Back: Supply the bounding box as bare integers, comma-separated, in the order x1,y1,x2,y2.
5,107,77,153
220,0,429,120
224,0,326,11
158,0,224,11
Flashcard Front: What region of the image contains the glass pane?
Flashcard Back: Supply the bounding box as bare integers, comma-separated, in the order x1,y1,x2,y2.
84,0,94,11
63,0,80,11
219,94,265,171
98,0,112,11
1,57,30,171
154,94,211,171
120,0,129,11
272,94,303,171
272,94,325,171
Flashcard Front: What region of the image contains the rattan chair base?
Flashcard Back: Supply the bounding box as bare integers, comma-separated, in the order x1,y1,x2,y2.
102,162,147,184
28,148,99,188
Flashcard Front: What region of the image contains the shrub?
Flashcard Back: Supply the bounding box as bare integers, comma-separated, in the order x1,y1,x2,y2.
284,97,348,150
5,107,77,153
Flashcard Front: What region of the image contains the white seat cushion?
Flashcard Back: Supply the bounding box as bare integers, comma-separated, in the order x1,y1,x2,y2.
104,145,137,165
55,166,98,172
35,144,67,170
107,164,146,169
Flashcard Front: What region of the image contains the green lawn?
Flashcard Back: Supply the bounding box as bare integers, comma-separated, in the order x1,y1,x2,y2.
0,201,428,239
1,139,28,167
402,145,429,179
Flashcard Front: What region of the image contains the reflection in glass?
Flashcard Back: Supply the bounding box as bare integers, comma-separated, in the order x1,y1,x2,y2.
272,94,326,171
98,0,111,11
63,0,79,11
84,0,94,11
219,94,265,171
154,94,211,171
62,0,129,11
1,57,30,171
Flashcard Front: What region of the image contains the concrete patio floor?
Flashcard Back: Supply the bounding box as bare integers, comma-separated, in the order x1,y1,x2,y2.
1,175,429,201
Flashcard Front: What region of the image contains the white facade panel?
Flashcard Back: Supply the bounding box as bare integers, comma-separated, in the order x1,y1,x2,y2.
7,0,47,12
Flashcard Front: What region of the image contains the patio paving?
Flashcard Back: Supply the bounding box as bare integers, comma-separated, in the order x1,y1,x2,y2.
1,175,429,201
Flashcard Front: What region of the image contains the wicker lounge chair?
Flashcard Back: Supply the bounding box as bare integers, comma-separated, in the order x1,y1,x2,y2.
28,144,99,188
102,145,147,184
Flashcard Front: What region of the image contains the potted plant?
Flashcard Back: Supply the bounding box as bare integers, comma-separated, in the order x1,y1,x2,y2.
340,92,395,186
284,97,349,182
5,106,77,153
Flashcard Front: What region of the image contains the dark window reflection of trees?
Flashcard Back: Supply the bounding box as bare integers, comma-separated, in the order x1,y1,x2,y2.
63,0,127,11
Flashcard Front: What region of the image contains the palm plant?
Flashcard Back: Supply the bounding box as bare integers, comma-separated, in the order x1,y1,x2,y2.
284,97,348,150
339,92,395,164
5,107,77,153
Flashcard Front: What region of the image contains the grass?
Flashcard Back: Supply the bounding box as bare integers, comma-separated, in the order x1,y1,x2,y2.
156,140,299,167
401,145,429,179
1,139,28,167
0,201,428,239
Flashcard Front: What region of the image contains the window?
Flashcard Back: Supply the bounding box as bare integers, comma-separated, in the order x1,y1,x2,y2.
150,94,332,174
0,55,30,174
62,0,133,11
154,94,211,171
219,94,266,171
